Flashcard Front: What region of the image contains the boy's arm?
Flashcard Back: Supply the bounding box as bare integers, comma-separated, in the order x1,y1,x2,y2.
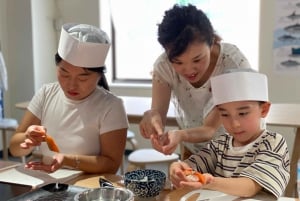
204,177,262,198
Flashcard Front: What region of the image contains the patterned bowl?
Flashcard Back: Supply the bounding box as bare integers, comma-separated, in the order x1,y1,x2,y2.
124,169,166,198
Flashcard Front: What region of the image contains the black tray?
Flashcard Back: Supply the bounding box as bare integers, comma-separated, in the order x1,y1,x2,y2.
0,182,32,201
8,183,90,201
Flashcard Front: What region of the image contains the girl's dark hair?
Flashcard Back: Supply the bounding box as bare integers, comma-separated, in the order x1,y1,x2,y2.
55,53,110,90
158,4,220,61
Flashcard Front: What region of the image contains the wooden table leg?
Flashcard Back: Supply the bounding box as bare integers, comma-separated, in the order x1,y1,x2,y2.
285,128,300,197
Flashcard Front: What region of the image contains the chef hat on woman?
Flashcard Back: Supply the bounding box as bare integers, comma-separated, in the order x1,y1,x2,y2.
58,23,110,68
210,69,269,106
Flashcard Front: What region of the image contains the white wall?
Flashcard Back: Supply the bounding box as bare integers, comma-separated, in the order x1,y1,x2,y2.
2,0,34,121
0,0,101,150
259,1,298,155
0,0,298,156
0,0,35,151
31,0,57,91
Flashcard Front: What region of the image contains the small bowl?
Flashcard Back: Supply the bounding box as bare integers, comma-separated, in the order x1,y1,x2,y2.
74,187,134,201
124,169,166,198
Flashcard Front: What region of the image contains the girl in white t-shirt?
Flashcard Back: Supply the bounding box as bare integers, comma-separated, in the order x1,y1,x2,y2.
9,23,128,174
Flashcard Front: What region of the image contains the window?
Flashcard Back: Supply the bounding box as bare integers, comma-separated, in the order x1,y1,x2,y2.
100,0,260,84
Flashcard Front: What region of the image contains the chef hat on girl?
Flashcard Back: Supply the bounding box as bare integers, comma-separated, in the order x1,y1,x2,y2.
58,23,110,68
210,69,269,105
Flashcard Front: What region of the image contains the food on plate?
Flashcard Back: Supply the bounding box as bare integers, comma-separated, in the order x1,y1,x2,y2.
184,169,206,184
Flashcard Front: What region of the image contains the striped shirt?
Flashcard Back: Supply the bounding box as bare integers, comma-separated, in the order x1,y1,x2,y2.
185,130,290,198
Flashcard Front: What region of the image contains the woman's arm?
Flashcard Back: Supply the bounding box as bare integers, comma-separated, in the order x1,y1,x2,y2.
62,128,127,174
180,106,222,143
140,78,171,138
9,110,41,157
151,77,172,125
151,106,222,155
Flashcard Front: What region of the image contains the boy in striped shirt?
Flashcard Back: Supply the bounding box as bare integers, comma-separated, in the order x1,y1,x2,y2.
169,69,290,198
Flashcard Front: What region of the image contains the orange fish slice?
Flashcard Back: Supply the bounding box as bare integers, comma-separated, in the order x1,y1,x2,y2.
45,134,60,152
184,169,206,184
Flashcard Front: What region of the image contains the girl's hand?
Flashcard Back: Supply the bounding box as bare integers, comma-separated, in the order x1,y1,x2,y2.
20,125,47,149
25,152,64,173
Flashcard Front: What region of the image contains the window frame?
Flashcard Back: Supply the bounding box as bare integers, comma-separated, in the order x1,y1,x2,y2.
110,19,152,84
100,0,260,85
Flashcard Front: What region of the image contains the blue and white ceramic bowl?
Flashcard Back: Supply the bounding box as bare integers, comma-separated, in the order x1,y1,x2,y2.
124,169,166,198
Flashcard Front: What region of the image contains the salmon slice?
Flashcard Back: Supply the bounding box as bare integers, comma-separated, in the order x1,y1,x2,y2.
184,169,206,184
45,135,60,152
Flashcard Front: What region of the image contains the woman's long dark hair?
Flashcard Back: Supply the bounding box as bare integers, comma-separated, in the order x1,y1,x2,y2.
55,53,110,90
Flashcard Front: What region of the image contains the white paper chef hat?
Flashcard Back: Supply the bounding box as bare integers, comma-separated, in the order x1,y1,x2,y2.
211,69,269,105
58,23,110,68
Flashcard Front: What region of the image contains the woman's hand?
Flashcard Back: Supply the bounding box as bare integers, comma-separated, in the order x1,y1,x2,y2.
20,125,47,149
150,129,183,155
25,152,64,173
139,109,164,138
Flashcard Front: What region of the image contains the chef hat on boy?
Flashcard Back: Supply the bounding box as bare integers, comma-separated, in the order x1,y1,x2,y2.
210,69,269,105
58,23,110,68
